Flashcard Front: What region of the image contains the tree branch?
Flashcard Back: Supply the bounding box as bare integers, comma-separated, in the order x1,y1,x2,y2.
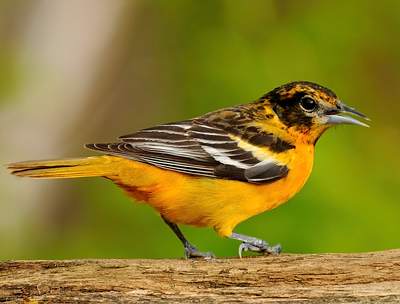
1,250,399,303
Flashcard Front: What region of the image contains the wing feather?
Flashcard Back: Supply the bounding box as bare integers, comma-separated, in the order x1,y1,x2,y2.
86,119,289,183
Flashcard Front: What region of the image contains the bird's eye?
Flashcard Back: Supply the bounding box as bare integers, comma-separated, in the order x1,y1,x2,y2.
300,96,317,112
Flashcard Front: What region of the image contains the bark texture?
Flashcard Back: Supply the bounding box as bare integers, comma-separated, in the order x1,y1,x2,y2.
0,250,399,303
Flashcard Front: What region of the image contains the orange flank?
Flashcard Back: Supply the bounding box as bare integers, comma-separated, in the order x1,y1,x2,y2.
114,145,312,237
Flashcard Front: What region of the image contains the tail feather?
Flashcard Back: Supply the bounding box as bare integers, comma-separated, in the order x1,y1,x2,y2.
7,156,114,179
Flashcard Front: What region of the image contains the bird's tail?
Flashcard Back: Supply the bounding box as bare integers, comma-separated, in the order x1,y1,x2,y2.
7,156,117,179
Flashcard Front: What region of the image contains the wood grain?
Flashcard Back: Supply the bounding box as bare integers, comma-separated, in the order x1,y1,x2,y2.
1,250,399,303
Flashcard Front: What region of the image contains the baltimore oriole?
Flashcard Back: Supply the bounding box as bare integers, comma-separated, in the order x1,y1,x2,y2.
8,81,369,258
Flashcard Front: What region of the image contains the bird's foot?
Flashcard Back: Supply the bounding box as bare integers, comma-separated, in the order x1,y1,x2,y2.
238,240,281,258
229,232,281,258
184,244,215,259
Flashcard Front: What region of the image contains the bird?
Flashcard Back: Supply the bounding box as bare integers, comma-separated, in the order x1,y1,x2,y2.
7,81,369,258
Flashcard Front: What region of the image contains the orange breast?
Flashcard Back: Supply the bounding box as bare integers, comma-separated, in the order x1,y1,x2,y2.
108,144,314,237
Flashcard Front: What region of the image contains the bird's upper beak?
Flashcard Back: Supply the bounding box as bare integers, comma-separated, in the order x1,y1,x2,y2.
326,102,370,127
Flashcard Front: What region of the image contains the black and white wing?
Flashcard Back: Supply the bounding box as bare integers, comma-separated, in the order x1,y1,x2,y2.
86,119,289,183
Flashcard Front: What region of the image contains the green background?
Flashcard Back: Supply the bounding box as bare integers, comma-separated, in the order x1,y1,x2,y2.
0,1,399,259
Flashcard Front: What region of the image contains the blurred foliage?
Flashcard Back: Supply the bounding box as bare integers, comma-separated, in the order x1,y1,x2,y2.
1,0,399,259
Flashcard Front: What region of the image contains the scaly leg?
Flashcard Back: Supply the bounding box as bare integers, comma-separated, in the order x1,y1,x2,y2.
229,232,282,258
162,216,214,259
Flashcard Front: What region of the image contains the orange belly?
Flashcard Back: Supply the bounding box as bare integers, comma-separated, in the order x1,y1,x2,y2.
108,144,314,237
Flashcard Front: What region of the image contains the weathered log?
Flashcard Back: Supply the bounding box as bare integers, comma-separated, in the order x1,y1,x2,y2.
0,250,399,303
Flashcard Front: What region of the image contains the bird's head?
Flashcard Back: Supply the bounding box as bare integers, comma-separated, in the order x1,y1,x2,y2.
261,81,369,143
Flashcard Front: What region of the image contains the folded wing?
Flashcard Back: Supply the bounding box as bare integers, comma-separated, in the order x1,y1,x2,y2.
86,119,289,183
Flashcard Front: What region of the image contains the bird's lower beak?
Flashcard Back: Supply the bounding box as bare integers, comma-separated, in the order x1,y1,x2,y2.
326,102,370,127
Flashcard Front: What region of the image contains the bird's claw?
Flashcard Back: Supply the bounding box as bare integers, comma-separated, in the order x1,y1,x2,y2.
184,244,215,259
238,241,282,258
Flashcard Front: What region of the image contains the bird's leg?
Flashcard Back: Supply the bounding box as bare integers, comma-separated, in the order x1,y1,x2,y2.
229,232,282,258
161,216,215,259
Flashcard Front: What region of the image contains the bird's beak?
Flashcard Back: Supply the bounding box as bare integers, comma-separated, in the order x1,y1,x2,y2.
326,102,370,127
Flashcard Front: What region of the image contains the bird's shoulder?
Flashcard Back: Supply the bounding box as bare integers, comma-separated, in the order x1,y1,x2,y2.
196,105,296,155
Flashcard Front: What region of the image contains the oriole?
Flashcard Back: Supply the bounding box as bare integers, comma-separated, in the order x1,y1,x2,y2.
8,81,369,258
